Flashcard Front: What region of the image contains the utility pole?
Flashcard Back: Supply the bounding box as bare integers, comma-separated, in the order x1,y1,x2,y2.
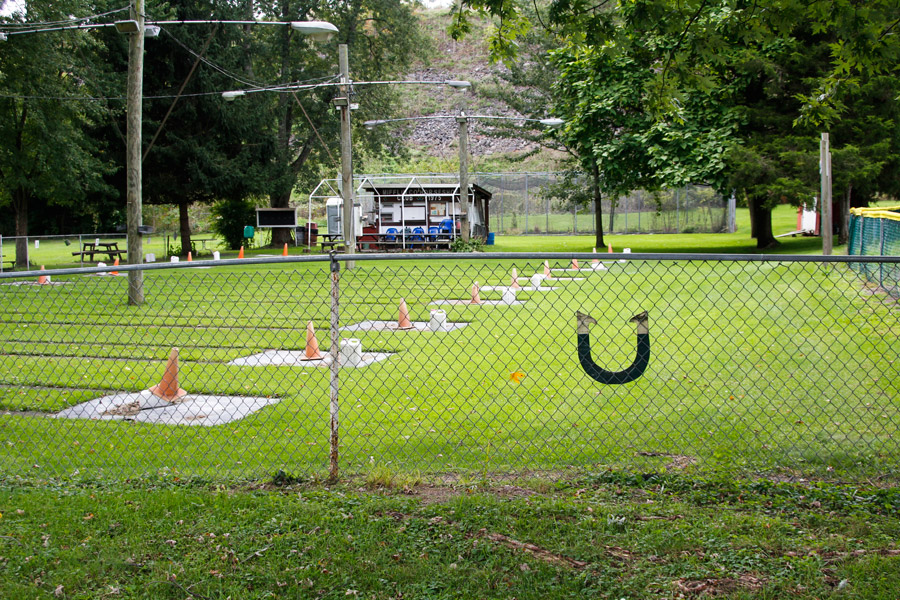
126,0,145,304
456,113,469,242
820,132,833,255
336,44,355,268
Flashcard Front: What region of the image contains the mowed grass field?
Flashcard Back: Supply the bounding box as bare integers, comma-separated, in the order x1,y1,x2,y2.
0,241,897,482
1,203,830,270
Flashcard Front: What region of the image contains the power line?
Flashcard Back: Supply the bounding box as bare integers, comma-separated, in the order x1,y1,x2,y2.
0,5,130,29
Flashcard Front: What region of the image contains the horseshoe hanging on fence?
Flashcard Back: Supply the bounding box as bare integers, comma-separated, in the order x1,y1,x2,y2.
576,310,650,384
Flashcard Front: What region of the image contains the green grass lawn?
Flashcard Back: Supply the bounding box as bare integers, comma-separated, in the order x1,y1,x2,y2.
0,249,896,483
0,204,833,271
2,473,899,599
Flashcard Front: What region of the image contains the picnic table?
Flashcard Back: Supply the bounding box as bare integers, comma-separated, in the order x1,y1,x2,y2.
319,234,347,253
72,241,126,262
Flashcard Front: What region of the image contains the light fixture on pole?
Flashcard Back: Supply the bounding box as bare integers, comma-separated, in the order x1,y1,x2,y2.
221,90,246,102
290,20,338,41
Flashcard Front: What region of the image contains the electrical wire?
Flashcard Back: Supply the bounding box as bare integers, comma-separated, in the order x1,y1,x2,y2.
159,27,339,90
0,5,130,29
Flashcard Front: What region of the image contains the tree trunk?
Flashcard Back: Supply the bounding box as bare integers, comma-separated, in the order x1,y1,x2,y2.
270,190,294,247
179,201,193,256
838,184,851,245
608,197,616,233
13,189,29,269
591,161,605,248
748,194,758,239
753,201,777,249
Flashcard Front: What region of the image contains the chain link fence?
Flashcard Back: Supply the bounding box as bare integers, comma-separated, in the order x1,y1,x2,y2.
0,253,897,483
356,172,733,235
472,173,730,235
848,206,900,299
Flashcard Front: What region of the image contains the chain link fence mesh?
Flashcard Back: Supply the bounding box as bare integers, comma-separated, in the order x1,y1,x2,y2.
848,207,900,299
0,254,897,483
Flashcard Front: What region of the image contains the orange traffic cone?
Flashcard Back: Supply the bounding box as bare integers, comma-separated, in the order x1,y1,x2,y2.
238,246,244,259
187,251,193,262
608,243,613,254
470,282,482,305
37,265,50,285
571,258,580,270
282,243,289,257
300,321,323,360
510,267,521,289
397,298,414,329
592,248,599,266
111,257,119,276
543,260,553,279
148,347,187,401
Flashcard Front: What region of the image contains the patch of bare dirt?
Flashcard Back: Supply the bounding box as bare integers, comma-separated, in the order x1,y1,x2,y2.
673,573,765,597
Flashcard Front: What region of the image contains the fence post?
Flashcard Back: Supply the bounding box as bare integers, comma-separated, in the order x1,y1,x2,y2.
880,218,885,288
329,253,341,482
524,174,529,234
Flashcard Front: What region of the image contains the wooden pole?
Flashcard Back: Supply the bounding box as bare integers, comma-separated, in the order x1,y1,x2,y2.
821,132,833,255
457,113,470,242
337,44,355,269
126,0,145,304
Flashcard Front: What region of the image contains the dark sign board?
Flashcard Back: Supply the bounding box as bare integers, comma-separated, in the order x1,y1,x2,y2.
256,208,298,228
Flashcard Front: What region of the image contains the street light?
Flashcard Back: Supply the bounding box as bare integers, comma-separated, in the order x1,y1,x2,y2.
363,113,564,240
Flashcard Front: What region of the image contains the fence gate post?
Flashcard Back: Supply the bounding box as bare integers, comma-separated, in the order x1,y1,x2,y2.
329,253,341,482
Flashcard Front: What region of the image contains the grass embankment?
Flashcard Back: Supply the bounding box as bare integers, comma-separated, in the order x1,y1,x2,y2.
1,473,899,599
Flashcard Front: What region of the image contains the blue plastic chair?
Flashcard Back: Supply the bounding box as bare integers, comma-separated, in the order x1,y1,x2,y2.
427,226,439,242
385,227,398,242
438,219,454,239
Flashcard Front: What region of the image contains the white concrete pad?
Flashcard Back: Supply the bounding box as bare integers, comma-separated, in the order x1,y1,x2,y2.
430,299,526,306
228,350,393,368
340,320,468,332
56,390,278,426
480,285,559,292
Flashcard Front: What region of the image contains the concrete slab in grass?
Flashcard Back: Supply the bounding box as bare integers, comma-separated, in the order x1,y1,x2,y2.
56,390,278,426
339,320,468,332
228,350,393,368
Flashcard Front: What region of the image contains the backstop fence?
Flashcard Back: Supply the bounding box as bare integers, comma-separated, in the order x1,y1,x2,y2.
848,205,900,299
0,253,897,483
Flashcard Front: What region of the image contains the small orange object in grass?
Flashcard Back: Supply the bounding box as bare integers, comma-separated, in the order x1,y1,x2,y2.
509,370,526,383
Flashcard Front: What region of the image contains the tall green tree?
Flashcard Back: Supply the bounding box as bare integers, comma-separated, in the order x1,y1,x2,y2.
250,0,423,246
0,0,114,267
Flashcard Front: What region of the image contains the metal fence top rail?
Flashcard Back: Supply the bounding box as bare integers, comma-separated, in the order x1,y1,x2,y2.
3,252,900,280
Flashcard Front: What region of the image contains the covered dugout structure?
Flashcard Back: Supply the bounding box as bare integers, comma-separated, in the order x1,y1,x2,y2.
309,175,493,251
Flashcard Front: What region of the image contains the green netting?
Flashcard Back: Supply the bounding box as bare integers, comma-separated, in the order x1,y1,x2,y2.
848,211,900,298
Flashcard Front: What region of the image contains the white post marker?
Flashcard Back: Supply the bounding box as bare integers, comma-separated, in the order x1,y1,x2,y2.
340,338,363,367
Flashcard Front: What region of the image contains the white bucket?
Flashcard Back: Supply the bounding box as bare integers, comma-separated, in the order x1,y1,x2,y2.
340,338,363,367
429,309,448,332
530,273,543,289
170,256,179,263
212,251,220,260
145,253,156,263
501,288,517,305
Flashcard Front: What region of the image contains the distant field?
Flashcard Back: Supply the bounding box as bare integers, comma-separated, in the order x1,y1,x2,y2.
0,204,833,271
